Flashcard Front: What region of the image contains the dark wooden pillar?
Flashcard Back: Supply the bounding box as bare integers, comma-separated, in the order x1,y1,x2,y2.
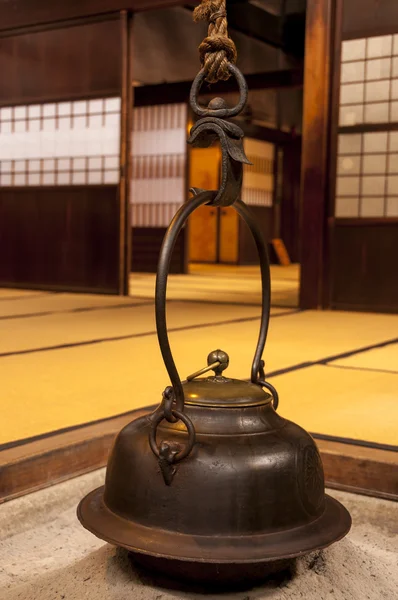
120,11,133,294
299,0,335,308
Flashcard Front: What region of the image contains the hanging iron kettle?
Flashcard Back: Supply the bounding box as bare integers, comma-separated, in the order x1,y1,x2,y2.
78,60,351,586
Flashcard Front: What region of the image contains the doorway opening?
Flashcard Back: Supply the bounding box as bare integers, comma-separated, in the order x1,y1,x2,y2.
187,136,301,308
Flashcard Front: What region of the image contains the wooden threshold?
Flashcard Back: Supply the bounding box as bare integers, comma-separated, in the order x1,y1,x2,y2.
0,409,397,503
0,409,150,504
318,438,398,501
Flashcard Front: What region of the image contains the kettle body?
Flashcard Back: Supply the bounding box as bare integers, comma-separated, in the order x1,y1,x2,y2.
78,375,351,582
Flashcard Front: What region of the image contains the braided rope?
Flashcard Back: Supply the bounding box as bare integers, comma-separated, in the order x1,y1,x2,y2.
193,0,237,83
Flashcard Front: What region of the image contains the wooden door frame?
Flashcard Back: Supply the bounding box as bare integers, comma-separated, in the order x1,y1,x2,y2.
299,0,337,309
119,10,133,294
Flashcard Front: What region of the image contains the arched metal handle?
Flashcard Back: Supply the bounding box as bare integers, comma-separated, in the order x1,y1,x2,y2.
155,190,271,413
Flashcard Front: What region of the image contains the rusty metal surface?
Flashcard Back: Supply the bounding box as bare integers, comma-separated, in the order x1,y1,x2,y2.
78,388,351,577
78,486,351,562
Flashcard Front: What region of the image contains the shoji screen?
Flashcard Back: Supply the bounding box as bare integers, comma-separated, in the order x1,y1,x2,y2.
242,138,274,207
129,103,188,273
131,103,188,227
336,34,398,218
0,98,120,187
235,138,275,265
0,18,124,293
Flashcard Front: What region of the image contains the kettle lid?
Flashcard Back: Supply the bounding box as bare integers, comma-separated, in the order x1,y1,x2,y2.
182,349,272,408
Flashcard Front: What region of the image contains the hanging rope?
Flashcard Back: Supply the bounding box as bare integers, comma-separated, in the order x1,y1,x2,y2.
193,0,237,84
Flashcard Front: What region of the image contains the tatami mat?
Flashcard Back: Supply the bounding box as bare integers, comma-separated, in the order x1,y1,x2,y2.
1,307,397,445
0,302,289,355
268,365,398,446
0,290,51,300
189,263,300,280
0,293,148,319
246,310,397,373
330,343,398,374
130,263,300,307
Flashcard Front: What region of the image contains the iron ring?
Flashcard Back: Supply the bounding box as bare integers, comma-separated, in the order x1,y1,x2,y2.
149,409,196,462
189,63,248,118
258,379,279,411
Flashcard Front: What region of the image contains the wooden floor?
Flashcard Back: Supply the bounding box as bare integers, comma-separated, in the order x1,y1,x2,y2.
0,266,397,502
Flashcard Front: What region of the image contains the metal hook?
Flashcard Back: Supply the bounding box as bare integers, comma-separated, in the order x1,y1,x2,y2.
188,117,251,207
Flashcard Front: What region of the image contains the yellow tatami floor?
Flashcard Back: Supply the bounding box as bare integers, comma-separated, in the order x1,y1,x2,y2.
0,267,397,450
129,263,300,307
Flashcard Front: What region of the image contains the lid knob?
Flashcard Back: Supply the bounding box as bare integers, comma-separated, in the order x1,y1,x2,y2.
207,349,229,376
187,349,229,381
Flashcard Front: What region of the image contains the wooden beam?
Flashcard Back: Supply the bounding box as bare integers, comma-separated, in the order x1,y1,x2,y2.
299,0,334,309
339,123,398,135
227,1,281,48
0,0,184,33
246,67,304,90
236,121,296,146
342,0,398,40
134,68,303,107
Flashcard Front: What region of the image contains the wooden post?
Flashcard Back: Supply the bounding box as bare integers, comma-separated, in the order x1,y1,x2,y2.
119,10,133,295
299,0,335,309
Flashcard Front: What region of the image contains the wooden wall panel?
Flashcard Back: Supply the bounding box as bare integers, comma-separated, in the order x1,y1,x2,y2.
331,221,398,312
280,138,301,262
219,207,239,264
131,227,186,274
0,19,121,105
0,187,120,293
238,206,274,265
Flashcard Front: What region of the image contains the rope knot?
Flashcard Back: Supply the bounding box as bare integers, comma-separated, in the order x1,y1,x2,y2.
209,9,226,23
193,0,237,83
